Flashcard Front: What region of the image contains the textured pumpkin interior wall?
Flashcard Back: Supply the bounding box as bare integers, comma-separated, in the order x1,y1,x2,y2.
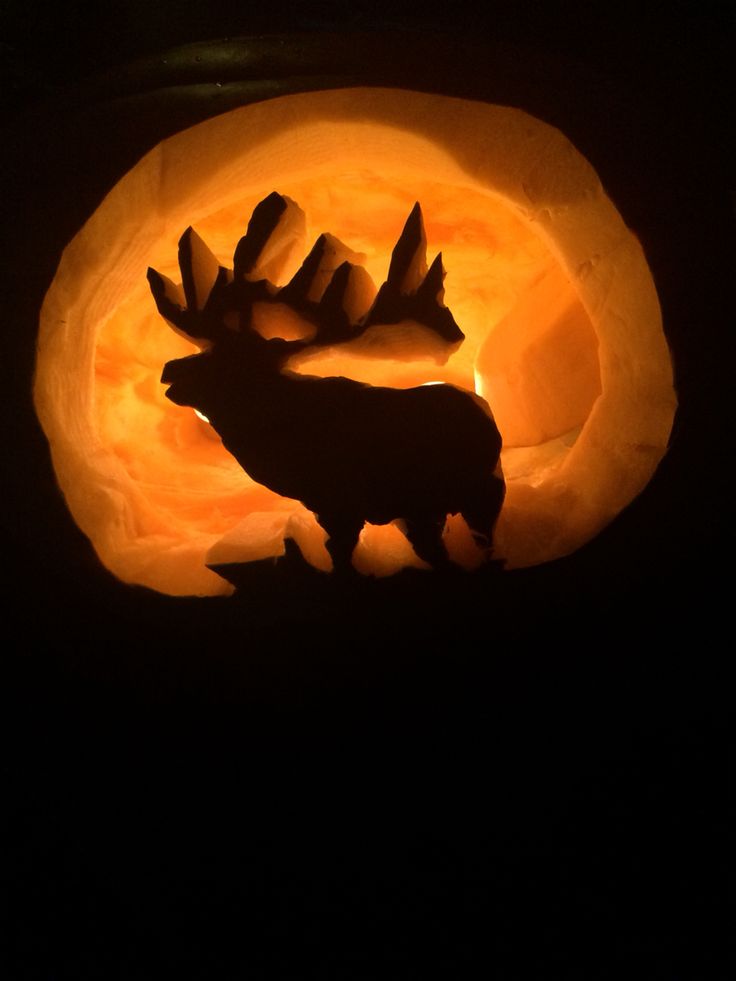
35,89,676,597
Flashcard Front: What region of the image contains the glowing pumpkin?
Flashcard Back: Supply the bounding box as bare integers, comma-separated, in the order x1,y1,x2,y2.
34,86,676,597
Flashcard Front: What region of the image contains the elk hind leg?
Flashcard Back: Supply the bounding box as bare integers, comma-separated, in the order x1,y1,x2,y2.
461,474,506,557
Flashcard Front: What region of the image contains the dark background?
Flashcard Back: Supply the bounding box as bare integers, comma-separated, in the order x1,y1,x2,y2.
2,3,732,977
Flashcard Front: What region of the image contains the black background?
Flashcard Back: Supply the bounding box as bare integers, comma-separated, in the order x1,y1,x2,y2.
2,3,732,977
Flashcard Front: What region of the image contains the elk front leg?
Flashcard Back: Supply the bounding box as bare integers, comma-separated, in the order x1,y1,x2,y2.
319,512,364,574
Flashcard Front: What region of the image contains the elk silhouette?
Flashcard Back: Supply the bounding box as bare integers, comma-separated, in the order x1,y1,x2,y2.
148,193,505,573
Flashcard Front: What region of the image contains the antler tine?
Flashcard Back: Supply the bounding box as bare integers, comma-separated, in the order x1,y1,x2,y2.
146,225,229,345
278,233,331,306
146,267,187,331
314,261,376,344
362,204,464,344
233,192,306,283
412,251,464,343
385,201,427,294
277,234,377,345
178,227,221,314
147,265,225,344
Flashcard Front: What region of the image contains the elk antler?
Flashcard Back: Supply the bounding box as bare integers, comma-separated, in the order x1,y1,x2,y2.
148,192,464,356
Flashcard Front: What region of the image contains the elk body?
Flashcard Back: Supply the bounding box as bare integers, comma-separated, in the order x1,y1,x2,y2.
149,193,505,573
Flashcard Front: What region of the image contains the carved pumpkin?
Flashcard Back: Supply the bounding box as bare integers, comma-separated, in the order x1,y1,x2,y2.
33,85,675,596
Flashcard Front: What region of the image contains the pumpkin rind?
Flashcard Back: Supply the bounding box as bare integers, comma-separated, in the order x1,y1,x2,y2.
34,88,676,595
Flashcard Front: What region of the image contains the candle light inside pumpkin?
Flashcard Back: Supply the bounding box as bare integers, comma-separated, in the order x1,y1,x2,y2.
35,89,676,597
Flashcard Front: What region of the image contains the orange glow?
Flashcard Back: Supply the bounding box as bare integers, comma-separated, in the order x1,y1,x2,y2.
35,89,676,596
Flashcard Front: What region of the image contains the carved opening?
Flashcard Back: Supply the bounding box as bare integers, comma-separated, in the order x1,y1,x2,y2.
35,89,676,596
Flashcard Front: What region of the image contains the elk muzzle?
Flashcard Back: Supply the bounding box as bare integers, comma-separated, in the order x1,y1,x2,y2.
160,353,207,408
